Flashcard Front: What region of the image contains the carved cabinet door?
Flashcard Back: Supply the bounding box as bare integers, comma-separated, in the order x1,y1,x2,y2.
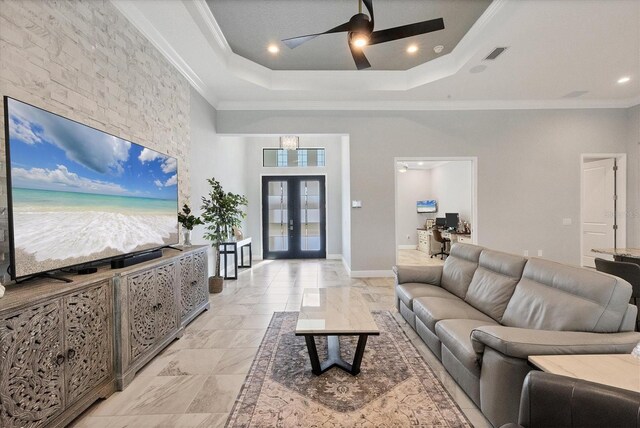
0,301,66,428
193,250,208,308
64,281,113,406
128,270,157,361
179,255,194,319
155,262,178,340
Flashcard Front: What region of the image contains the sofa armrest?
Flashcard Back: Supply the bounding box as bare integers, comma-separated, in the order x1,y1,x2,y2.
470,325,640,359
393,265,443,285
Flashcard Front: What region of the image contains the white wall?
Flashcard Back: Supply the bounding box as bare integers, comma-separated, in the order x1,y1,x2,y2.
396,169,431,247
242,135,343,258
217,108,636,272
341,136,352,268
626,105,640,247
431,161,473,227
190,89,251,275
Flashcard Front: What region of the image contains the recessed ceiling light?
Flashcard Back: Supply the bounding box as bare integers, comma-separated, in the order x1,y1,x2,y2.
433,45,444,54
417,161,424,166
617,76,631,84
407,45,418,54
267,44,279,54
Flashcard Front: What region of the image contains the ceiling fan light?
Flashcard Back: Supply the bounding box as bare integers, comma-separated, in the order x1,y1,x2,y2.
351,33,369,48
280,135,299,150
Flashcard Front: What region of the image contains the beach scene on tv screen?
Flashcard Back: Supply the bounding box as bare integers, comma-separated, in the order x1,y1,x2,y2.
6,98,178,278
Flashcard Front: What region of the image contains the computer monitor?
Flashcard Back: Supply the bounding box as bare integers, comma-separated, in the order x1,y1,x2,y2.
445,213,459,230
435,217,446,227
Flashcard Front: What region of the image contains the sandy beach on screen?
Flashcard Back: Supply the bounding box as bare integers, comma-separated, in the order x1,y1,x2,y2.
12,210,178,277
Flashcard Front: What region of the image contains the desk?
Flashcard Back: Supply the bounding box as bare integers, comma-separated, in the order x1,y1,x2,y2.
417,229,472,255
592,248,640,265
528,354,640,393
219,237,252,280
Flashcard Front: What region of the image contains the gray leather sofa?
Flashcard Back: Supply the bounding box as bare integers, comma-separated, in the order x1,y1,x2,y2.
394,243,640,428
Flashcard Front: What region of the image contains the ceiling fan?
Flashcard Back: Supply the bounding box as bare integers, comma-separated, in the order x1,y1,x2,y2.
282,0,445,70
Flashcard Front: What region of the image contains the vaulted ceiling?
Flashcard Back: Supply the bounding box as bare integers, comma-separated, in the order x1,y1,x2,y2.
113,0,640,110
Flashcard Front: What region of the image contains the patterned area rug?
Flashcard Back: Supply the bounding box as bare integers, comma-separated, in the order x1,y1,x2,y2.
226,311,472,427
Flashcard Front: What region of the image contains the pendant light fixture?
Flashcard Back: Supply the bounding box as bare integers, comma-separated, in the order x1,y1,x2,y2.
280,135,299,150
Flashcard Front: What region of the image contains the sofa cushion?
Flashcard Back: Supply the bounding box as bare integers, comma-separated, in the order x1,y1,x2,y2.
393,265,443,285
436,319,498,377
396,283,458,311
413,296,495,333
441,243,483,299
465,250,527,322
502,258,633,332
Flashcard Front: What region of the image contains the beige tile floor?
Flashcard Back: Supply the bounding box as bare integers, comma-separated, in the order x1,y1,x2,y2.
397,248,447,266
72,258,490,428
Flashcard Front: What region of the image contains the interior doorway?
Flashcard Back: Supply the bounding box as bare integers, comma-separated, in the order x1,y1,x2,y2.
580,154,627,267
394,157,478,266
261,175,327,259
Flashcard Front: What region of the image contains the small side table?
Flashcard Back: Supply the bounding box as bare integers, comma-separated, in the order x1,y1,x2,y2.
219,237,252,280
528,354,640,393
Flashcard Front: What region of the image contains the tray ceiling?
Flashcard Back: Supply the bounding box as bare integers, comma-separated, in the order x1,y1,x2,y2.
206,0,492,71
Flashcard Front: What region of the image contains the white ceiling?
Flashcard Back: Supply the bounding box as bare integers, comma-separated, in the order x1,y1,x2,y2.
112,0,640,110
205,0,491,71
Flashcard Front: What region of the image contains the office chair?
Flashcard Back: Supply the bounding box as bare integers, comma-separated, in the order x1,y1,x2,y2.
430,229,450,260
500,371,640,428
595,257,640,331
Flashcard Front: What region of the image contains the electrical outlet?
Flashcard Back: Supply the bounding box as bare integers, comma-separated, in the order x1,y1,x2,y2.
523,250,529,257
406,234,411,240
537,250,543,257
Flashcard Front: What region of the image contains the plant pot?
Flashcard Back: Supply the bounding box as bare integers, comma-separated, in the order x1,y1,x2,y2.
209,276,223,293
183,230,192,246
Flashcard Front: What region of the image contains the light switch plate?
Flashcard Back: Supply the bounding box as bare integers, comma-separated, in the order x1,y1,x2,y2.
351,200,362,208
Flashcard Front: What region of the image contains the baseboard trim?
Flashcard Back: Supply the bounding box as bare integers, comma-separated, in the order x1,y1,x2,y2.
398,245,417,250
350,270,395,278
327,254,342,260
341,256,351,276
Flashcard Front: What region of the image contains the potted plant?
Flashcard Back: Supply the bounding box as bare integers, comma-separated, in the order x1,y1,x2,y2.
178,204,203,246
200,177,248,293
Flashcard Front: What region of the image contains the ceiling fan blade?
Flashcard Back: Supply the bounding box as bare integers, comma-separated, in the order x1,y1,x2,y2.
362,0,374,28
349,43,371,70
282,21,352,49
369,17,444,45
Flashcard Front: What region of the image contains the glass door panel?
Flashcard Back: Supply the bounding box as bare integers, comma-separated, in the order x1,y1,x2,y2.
300,180,321,251
267,181,288,252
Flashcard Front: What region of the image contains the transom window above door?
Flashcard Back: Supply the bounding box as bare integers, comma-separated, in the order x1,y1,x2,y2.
263,149,325,167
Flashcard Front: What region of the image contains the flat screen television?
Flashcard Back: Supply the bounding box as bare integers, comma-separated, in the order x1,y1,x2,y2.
4,96,179,279
417,200,437,213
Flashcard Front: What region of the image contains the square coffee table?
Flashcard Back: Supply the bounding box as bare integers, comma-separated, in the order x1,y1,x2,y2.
295,287,380,376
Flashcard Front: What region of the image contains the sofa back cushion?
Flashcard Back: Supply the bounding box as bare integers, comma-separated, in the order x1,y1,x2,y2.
464,249,527,322
441,243,483,299
502,258,633,332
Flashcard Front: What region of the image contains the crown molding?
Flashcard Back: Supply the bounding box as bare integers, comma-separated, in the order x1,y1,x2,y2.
111,0,219,107
215,97,640,111
185,0,232,55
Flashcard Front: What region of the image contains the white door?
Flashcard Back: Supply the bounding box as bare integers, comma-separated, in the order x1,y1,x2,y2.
582,158,616,267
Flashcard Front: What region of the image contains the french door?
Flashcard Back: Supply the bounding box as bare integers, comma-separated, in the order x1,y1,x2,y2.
262,176,326,259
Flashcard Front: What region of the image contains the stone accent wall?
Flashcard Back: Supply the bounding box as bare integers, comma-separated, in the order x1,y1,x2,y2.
0,0,191,281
